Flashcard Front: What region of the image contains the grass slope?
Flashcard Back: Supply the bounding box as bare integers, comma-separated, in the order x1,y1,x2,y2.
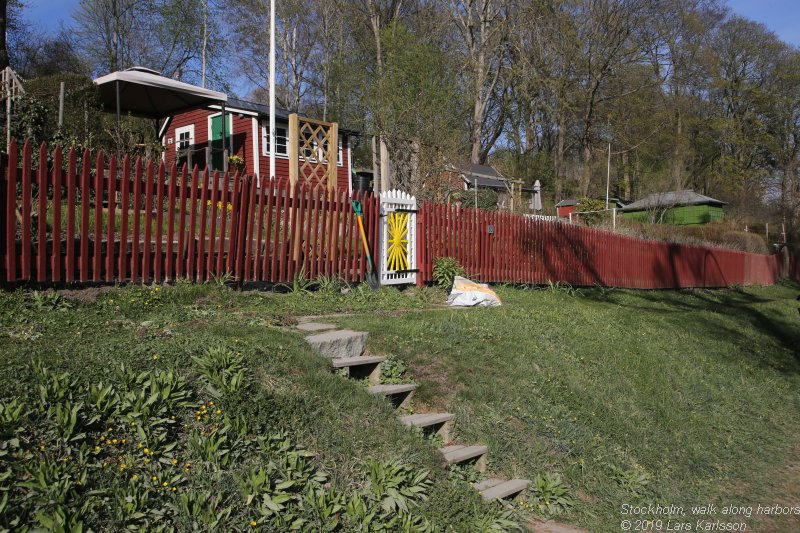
0,284,514,531
335,282,800,532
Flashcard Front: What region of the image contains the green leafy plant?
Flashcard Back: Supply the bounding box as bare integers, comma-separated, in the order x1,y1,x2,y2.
609,463,651,498
283,267,313,294
432,257,465,290
529,473,576,515
191,346,248,399
574,197,607,226
315,274,343,293
362,459,432,514
380,355,409,385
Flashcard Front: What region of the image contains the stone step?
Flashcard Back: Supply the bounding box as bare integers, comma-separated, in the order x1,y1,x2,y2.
439,444,488,471
400,412,454,441
478,479,531,501
296,322,337,332
473,478,505,492
332,355,386,384
399,412,454,428
305,330,368,359
368,383,416,409
331,355,387,369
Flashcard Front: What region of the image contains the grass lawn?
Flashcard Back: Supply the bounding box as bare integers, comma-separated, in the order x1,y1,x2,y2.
1,280,798,531
334,282,800,532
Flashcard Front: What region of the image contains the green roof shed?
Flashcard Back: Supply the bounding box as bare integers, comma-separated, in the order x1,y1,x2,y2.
621,190,726,226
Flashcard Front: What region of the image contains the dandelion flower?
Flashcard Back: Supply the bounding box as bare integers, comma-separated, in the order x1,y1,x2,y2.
250,521,257,527
172,487,177,492
152,476,158,481
162,481,169,487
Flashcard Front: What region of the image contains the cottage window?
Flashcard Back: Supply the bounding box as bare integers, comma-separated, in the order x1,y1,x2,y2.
175,125,194,152
262,124,288,157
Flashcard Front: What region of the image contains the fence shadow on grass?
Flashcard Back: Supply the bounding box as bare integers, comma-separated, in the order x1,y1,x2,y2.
580,280,800,374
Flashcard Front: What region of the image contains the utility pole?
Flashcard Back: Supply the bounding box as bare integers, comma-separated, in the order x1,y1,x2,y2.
269,0,276,182
201,0,208,88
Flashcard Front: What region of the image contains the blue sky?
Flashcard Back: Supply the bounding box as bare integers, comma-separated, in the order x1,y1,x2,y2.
21,0,800,46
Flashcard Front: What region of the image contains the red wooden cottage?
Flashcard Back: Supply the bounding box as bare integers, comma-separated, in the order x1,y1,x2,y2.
160,98,354,191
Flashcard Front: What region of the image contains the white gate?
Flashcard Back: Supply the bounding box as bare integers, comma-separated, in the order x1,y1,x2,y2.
379,190,417,285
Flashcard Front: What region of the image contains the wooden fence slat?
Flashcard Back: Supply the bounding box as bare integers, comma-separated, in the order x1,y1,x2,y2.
226,173,240,276
131,158,142,282
216,171,229,277
279,180,291,282
207,171,219,280
52,147,63,282
177,164,188,279
234,176,250,280
66,149,76,283
142,161,155,282
187,165,199,280
105,155,116,282
93,151,104,281
79,149,90,281
264,179,277,282
165,162,178,281
119,155,130,281
20,141,32,281
244,175,257,280
197,169,209,282
253,177,266,280
155,163,167,282
4,140,17,282
37,143,47,281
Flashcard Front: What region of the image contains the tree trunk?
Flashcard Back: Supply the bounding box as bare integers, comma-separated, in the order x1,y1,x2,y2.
555,113,566,200
372,135,381,192
580,143,592,196
671,112,685,189
0,1,7,70
622,150,630,199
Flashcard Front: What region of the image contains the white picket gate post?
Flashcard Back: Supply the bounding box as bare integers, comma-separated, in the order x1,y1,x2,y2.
379,190,417,285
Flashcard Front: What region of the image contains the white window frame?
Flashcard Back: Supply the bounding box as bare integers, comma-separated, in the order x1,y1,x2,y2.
338,135,343,167
261,122,289,158
175,125,194,152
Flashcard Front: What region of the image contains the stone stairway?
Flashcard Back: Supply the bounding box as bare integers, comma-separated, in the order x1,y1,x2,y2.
298,321,530,502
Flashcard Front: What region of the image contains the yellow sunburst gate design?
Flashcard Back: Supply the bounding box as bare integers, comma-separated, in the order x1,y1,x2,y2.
386,212,410,271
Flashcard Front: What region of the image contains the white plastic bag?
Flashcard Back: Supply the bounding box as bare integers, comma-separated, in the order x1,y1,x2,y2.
447,276,502,307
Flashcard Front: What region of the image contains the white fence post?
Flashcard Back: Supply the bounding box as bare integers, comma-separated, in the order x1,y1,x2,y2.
379,189,417,285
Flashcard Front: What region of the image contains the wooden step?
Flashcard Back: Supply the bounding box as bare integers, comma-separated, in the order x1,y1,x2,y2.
478,479,531,501
399,412,454,441
368,383,416,409
439,444,488,471
332,355,385,384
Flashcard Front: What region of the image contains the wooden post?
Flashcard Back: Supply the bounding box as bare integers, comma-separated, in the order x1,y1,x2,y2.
288,113,299,187
328,122,338,192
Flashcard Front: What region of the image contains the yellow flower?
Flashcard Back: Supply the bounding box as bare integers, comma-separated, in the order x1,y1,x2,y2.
107,427,113,433
112,439,118,444
216,409,221,415
131,474,138,481
144,458,151,464
94,446,100,452
138,443,143,449
105,440,111,445
143,448,149,454
152,476,158,481
153,355,159,360
209,401,214,406
171,458,178,465
250,521,257,527
172,487,177,492
162,481,169,487
121,439,126,444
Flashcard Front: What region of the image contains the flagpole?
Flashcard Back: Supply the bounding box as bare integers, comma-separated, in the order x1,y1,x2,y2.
269,0,276,183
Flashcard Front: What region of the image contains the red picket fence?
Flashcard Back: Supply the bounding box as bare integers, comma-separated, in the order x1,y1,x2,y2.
0,140,380,284
415,201,788,288
0,140,797,288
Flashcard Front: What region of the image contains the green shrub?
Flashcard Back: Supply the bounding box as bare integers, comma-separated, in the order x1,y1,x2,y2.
574,197,607,226
432,257,465,290
529,473,576,515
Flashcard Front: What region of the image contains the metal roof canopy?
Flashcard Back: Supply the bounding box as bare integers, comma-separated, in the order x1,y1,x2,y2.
93,67,227,119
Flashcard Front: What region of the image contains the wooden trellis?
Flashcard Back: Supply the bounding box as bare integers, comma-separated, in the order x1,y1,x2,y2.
288,113,339,191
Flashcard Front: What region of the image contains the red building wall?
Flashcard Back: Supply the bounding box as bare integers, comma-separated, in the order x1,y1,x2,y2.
162,107,351,192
